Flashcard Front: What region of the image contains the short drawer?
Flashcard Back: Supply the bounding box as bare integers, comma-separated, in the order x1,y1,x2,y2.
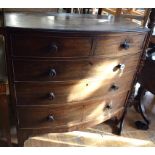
94,33,146,57
11,35,92,58
17,104,83,129
83,91,127,121
15,70,135,105
13,53,140,82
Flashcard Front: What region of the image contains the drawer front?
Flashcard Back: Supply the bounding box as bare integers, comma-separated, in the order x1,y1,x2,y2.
83,91,127,121
11,35,92,58
95,33,146,57
13,53,140,82
17,104,83,129
17,91,127,129
15,70,135,105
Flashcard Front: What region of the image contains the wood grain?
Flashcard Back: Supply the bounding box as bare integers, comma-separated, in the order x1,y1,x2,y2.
13,53,140,82
95,33,146,57
11,35,92,58
15,70,135,105
83,91,127,121
17,103,84,129
16,91,127,129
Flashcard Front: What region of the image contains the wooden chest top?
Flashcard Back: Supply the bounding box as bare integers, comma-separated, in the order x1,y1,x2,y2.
4,13,149,33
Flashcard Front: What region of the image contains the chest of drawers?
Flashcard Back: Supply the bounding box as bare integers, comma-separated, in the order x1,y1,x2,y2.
3,13,149,146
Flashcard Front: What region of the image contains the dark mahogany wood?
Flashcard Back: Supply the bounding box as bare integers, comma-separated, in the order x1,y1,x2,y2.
17,103,84,129
0,83,11,146
4,13,149,32
94,33,146,57
2,13,149,146
11,35,92,58
12,53,140,82
17,91,127,129
15,70,135,106
139,59,155,94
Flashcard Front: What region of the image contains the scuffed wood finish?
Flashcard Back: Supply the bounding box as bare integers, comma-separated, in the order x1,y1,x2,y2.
13,53,140,82
3,13,149,146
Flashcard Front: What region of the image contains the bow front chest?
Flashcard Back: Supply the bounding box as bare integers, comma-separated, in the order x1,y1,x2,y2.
3,13,149,146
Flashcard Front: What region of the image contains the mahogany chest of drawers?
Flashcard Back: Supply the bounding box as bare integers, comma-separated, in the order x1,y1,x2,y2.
3,13,149,146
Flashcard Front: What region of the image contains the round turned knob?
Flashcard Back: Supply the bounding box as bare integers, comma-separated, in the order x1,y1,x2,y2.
48,69,56,77
117,64,125,70
105,103,112,110
121,41,130,49
47,115,55,121
113,64,126,72
48,92,55,100
49,44,58,52
88,61,93,66
110,84,119,91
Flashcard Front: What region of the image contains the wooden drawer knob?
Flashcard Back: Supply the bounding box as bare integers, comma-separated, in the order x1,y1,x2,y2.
49,43,58,52
110,84,119,91
117,64,125,70
48,68,56,77
113,64,125,72
104,102,112,111
121,40,130,49
47,115,55,121
48,92,55,100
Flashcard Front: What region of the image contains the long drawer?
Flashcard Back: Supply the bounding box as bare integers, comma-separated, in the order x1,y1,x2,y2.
11,35,92,58
17,91,127,129
13,53,140,82
94,33,146,57
15,70,135,105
